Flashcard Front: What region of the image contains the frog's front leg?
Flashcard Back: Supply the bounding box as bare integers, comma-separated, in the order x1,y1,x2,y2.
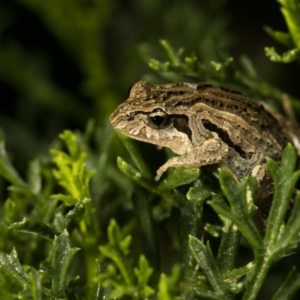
155,138,230,181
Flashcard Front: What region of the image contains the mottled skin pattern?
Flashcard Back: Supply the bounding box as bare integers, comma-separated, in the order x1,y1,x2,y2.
110,81,290,182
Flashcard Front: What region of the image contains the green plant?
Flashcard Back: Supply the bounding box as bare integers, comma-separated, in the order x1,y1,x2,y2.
1,0,300,299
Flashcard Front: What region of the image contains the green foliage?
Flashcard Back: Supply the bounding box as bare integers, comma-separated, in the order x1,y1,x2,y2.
0,128,191,298
118,132,300,299
51,231,80,299
196,145,300,299
147,39,300,115
1,0,300,299
0,232,79,299
0,248,31,288
265,0,300,63
97,220,154,298
51,130,95,205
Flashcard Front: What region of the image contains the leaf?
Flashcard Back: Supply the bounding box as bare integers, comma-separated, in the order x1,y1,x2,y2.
4,198,17,223
0,132,27,188
189,235,230,297
219,170,257,216
99,220,134,286
29,269,43,300
215,169,262,250
157,274,172,300
59,130,79,159
275,192,300,253
265,0,300,64
108,219,128,251
9,218,58,241
159,39,182,66
51,130,95,202
265,46,300,62
51,230,80,298
265,144,300,244
211,57,234,72
134,255,155,297
158,167,200,190
148,40,198,75
116,157,156,192
278,0,300,48
279,142,297,173
65,200,87,222
50,194,77,206
186,180,212,203
264,47,300,63
0,248,30,287
216,219,240,273
115,130,151,178
264,26,293,47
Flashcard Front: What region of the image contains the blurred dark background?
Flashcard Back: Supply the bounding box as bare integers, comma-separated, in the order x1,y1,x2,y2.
0,0,299,172
1,1,300,298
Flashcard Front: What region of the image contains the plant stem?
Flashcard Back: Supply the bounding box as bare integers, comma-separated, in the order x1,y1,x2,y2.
80,200,100,297
243,252,272,300
177,194,203,280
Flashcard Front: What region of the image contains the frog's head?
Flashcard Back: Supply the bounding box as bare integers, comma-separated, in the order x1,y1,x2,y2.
109,81,194,155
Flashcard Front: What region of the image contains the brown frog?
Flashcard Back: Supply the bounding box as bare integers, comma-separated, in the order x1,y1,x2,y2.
110,81,299,223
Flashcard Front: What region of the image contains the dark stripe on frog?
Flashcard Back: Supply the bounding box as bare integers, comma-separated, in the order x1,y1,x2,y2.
202,119,250,159
172,115,192,140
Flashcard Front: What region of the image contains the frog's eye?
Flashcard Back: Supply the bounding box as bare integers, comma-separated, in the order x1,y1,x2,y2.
148,109,172,129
